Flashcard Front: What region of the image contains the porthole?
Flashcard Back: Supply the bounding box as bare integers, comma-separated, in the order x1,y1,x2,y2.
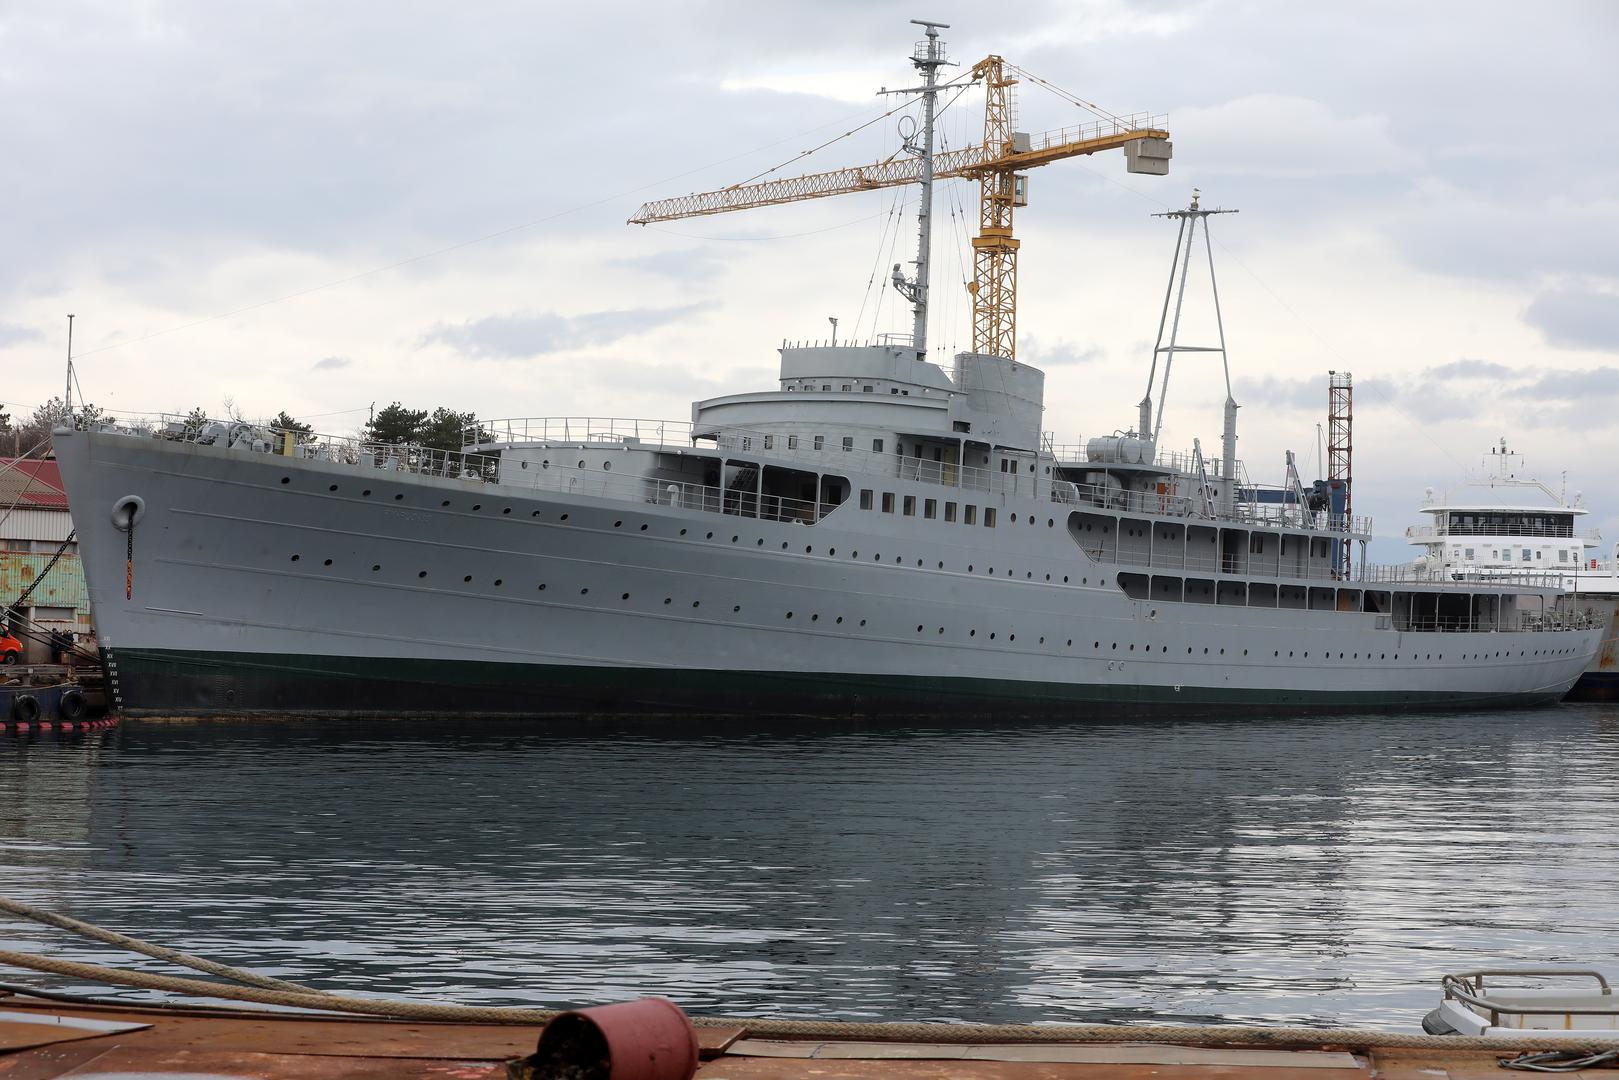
968,565,974,572
418,570,427,578
603,461,612,471
521,460,528,469
830,548,837,556
990,632,997,640
757,538,764,546
538,583,547,590
280,476,290,485
443,500,452,507
371,564,380,572
614,520,623,528
464,575,473,583
787,612,794,619
1067,639,1073,647
622,592,631,600
836,616,843,624
732,535,739,543
638,522,646,530
812,614,820,622
1064,576,1069,583
362,489,371,497
937,627,943,634
577,460,585,469
395,493,404,501
494,579,503,587
472,503,481,511
706,531,713,539
323,559,333,566
663,598,672,605
1047,519,1054,527
859,619,867,626
692,601,700,608
561,513,569,521
541,460,550,469
290,554,301,562
680,529,688,536
329,484,338,492
532,511,542,518
581,587,589,595
1009,634,1016,642
781,541,789,550
733,605,741,612
503,507,512,515
1039,637,1045,644
970,629,976,637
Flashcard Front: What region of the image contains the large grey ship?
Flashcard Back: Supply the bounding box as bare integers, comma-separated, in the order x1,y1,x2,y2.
51,26,1599,719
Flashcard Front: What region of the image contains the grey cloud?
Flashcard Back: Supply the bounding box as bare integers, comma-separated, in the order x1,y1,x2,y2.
1520,366,1619,401
1423,358,1519,381
312,355,352,370
1021,337,1102,367
1524,287,1619,351
613,249,727,284
418,302,717,360
0,323,44,348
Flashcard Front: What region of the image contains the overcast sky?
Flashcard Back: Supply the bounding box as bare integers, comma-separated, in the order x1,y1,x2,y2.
3,1,1616,558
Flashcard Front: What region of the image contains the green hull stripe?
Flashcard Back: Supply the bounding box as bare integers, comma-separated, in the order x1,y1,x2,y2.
104,647,1567,719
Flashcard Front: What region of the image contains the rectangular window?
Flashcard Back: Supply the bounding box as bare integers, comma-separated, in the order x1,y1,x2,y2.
873,438,884,453
787,435,798,449
1560,549,1569,561
924,498,937,519
841,384,851,392
1465,548,1474,559
860,489,873,511
813,435,825,450
1535,549,1543,560
881,492,895,513
741,436,751,450
903,495,916,516
890,387,900,395
862,385,873,393
964,504,977,525
1521,549,1531,561
821,384,830,391
985,507,997,528
763,435,773,450
944,502,957,523
841,436,853,451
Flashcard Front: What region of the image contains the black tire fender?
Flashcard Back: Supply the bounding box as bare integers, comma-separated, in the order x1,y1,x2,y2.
12,694,40,723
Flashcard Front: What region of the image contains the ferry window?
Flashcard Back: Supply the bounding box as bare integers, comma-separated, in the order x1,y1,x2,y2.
873,438,884,452
741,436,751,450
1560,549,1569,561
945,502,957,523
903,496,916,516
863,385,873,392
821,384,830,391
841,384,851,392
764,435,774,450
924,499,937,519
985,508,997,528
1491,550,1498,558
882,492,895,513
1465,548,1475,559
842,436,853,451
813,435,825,450
788,435,798,449
1521,549,1531,561
953,420,970,432
1535,550,1543,560
890,388,900,395
964,505,977,525
860,489,874,511
901,389,909,395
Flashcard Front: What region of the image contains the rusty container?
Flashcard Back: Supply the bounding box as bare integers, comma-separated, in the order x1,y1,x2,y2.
515,997,698,1080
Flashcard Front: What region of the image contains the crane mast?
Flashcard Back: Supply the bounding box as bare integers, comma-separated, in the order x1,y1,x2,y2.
628,23,1172,363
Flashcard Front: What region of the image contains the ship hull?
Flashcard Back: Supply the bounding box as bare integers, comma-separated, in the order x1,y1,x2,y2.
58,430,1600,720
105,646,1576,719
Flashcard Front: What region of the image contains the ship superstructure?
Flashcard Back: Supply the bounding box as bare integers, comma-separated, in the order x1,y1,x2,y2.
49,24,1600,719
1408,441,1619,699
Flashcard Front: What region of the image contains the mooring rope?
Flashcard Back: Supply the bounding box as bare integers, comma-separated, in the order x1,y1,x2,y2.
7,897,1619,1053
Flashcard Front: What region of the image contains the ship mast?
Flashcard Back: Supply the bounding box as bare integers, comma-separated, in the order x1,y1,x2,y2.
1140,189,1240,514
887,19,951,362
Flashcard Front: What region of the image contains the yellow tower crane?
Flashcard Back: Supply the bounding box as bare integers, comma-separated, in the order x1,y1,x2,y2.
629,51,1170,363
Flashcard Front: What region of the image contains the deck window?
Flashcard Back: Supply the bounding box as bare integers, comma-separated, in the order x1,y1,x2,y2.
924,498,937,520
964,505,977,525
860,489,874,511
842,436,853,451
945,502,957,523
903,496,916,516
813,435,825,451
821,384,830,391
985,508,997,528
788,435,798,449
764,435,774,450
863,385,873,392
882,492,895,513
1465,548,1475,559
873,438,884,452
841,384,851,391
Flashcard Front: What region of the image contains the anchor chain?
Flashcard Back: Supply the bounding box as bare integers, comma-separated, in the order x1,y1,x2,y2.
125,504,135,600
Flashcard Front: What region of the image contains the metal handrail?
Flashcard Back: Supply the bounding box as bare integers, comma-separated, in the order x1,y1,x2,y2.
1442,971,1616,1025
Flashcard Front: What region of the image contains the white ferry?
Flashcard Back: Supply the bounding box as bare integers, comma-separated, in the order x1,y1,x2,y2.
48,28,1599,720
1407,441,1619,700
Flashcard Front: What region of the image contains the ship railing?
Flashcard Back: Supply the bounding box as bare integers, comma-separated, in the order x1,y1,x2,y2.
473,417,698,447
1406,523,1601,541
1360,564,1569,589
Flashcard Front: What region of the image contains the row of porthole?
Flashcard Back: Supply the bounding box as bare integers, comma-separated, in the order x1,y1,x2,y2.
1096,642,1579,661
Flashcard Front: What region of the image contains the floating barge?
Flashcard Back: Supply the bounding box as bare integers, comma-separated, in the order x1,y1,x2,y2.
4,990,1619,1080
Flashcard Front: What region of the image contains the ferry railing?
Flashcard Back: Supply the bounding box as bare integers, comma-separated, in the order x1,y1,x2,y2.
1406,523,1601,541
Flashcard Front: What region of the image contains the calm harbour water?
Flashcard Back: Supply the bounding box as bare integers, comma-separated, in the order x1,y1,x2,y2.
3,705,1618,1029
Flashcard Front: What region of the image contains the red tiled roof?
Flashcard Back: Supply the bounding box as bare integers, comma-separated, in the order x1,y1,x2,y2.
0,458,69,509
